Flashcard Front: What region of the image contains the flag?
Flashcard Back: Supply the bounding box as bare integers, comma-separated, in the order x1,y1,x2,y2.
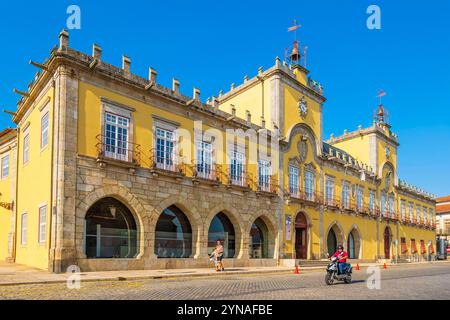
288,20,301,32
377,90,386,98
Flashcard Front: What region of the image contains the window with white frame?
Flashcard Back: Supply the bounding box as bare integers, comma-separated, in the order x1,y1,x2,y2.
369,190,376,213
104,112,130,162
230,151,245,186
356,186,364,211
156,127,175,171
1,154,9,179
423,207,427,224
289,166,299,196
39,206,47,244
408,202,414,222
304,170,315,201
325,176,335,206
41,111,49,149
23,132,30,164
429,208,434,225
416,205,421,223
21,213,27,245
196,140,213,179
258,159,271,192
401,200,406,221
342,181,350,209
380,192,387,216
388,195,394,217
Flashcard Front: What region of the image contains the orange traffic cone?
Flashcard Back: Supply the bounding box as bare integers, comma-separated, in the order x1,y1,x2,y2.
294,264,300,274
356,264,360,271
383,263,387,270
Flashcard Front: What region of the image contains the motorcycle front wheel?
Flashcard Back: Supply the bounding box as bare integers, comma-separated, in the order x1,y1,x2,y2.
325,273,334,285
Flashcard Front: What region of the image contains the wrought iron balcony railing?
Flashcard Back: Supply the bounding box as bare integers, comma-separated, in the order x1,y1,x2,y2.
96,134,141,165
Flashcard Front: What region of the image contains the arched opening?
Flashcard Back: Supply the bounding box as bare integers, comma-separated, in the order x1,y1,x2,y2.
155,205,193,258
384,227,391,259
327,223,344,257
208,212,235,258
347,228,361,259
295,212,308,259
85,197,137,259
327,228,337,257
249,218,269,259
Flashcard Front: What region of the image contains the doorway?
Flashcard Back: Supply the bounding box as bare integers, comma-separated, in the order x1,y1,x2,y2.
295,212,308,259
384,227,391,259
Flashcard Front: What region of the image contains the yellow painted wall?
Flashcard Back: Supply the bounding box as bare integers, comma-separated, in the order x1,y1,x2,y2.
0,144,14,260
15,88,54,270
331,135,372,169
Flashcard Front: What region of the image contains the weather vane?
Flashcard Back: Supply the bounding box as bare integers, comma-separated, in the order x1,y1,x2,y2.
377,89,386,105
288,19,302,41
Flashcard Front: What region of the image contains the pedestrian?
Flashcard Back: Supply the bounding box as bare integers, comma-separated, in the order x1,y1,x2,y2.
211,240,225,272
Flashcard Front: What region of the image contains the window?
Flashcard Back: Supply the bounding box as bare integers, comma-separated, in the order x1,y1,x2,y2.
400,237,407,254
304,170,314,201
38,206,47,244
325,176,335,206
104,112,130,162
416,205,421,223
388,195,394,217
23,133,30,164
196,140,213,179
369,190,376,213
429,208,434,225
230,151,245,186
423,207,427,224
401,200,406,221
342,181,350,209
380,192,387,216
21,213,27,245
156,127,175,171
408,202,414,222
1,155,9,179
356,186,364,211
258,159,271,192
289,166,299,196
41,112,49,149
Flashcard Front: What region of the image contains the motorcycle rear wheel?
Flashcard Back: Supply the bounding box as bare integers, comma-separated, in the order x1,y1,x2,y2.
325,273,334,285
344,276,352,284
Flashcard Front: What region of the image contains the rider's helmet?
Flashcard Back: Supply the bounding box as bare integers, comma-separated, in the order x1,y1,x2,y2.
338,245,344,250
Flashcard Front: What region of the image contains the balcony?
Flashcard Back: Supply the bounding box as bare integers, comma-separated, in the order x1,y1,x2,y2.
188,164,220,184
288,189,322,206
324,196,340,209
96,135,141,167
150,149,185,177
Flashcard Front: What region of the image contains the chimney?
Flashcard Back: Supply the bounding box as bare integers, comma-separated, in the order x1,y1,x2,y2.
92,44,102,60
230,104,236,117
172,78,180,93
149,67,157,83
260,117,266,128
258,66,263,75
59,29,69,51
212,96,218,108
275,56,281,68
246,110,251,123
244,75,248,83
122,55,131,72
230,83,235,90
193,88,200,101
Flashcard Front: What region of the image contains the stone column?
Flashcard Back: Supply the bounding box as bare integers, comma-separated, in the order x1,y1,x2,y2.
48,65,79,273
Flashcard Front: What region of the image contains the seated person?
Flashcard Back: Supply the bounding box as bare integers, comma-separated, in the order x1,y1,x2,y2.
332,245,350,274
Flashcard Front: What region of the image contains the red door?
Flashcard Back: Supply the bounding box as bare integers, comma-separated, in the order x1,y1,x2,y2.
295,213,308,259
384,227,391,259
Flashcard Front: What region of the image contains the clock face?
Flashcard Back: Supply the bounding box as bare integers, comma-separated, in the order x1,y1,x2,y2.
298,98,308,118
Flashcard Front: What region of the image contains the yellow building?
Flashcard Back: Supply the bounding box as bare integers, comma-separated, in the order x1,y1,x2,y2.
0,30,436,272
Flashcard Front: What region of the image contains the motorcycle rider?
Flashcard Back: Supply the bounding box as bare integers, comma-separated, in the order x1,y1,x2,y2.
332,245,350,275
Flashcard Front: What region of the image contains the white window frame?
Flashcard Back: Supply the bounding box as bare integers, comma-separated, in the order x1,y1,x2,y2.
401,200,406,221
342,181,350,209
258,158,271,192
369,190,376,212
1,154,9,179
408,202,414,222
195,140,214,179
38,205,47,244
304,170,315,201
230,150,245,186
388,194,395,217
325,176,335,206
416,205,421,223
356,186,364,211
40,111,50,150
23,131,30,165
21,213,28,246
104,112,131,162
380,192,387,216
289,166,300,197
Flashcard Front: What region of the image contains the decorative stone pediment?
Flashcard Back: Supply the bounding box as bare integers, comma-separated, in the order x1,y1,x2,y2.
297,139,308,163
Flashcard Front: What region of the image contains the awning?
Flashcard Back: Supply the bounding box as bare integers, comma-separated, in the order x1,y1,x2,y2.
421,240,426,254
411,240,417,254
401,238,408,254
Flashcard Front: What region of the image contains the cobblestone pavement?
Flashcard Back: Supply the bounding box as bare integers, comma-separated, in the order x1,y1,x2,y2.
1,263,450,300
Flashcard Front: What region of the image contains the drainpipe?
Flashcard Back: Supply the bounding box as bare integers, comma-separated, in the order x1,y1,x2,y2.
11,127,21,261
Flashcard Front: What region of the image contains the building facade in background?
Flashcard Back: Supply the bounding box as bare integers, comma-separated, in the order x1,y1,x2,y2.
0,30,437,272
437,196,450,240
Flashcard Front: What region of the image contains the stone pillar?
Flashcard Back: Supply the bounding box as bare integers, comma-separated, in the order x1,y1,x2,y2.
148,67,157,83
172,78,180,93
92,44,102,60
48,65,79,273
59,29,69,51
122,55,131,73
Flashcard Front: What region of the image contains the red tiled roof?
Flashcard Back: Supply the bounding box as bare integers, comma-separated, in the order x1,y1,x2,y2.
437,204,450,214
437,196,450,203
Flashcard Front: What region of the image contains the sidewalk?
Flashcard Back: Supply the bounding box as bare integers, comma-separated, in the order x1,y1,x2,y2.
0,260,448,287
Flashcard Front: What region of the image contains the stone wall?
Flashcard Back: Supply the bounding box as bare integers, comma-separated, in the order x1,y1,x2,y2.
73,156,280,271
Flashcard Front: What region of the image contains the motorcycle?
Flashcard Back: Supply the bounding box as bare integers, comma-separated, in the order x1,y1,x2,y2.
325,255,352,285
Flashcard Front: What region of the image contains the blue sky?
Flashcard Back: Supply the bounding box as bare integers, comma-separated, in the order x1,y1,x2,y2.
0,1,449,196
